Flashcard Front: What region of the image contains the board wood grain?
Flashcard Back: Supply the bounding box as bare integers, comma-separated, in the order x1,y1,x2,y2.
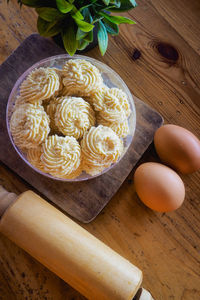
0,34,163,223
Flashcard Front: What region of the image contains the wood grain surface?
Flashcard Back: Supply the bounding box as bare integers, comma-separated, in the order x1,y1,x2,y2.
0,33,163,222
0,0,200,299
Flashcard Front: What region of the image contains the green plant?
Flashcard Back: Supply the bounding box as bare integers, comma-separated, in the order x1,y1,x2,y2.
9,0,137,55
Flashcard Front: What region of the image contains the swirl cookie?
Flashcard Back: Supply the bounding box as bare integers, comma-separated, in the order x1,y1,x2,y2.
60,85,77,97
85,85,108,111
14,95,28,107
81,125,123,176
46,97,61,133
13,95,42,110
27,146,44,171
20,67,60,104
107,88,131,117
97,117,129,138
41,135,81,179
54,96,95,139
53,68,65,95
98,90,126,123
98,88,131,123
10,103,50,150
62,59,103,96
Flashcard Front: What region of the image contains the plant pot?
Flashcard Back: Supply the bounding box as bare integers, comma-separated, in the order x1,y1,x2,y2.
52,24,98,54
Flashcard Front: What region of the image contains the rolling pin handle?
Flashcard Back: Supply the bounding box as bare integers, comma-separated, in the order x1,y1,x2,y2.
0,185,17,218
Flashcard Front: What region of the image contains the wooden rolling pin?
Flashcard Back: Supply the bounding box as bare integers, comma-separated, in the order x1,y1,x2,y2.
0,186,154,300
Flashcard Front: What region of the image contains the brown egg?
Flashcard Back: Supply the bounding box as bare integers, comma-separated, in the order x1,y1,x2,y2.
134,162,185,212
154,124,200,174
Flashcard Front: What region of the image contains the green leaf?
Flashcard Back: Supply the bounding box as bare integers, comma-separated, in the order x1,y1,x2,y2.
108,0,137,12
56,0,73,13
103,18,119,35
36,7,64,22
76,7,94,42
79,3,94,12
37,17,48,34
37,17,62,37
99,11,135,24
71,6,84,20
129,0,137,7
76,28,88,40
110,0,121,8
81,7,93,22
84,30,93,42
73,17,94,32
62,21,78,55
97,20,108,56
77,39,89,51
102,5,117,10
102,0,110,5
75,6,94,39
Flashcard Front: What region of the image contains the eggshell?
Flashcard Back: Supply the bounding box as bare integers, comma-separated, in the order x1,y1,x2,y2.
134,162,185,212
154,124,200,174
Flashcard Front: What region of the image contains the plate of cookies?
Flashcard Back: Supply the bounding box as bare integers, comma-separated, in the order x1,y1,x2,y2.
6,55,136,181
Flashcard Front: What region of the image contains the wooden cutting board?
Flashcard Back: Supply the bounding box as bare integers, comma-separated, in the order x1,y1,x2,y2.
0,34,163,223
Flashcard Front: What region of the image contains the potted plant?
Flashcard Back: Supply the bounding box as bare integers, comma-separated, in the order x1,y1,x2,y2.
10,0,137,55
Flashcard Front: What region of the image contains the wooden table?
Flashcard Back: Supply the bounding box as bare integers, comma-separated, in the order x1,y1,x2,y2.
0,1,200,299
